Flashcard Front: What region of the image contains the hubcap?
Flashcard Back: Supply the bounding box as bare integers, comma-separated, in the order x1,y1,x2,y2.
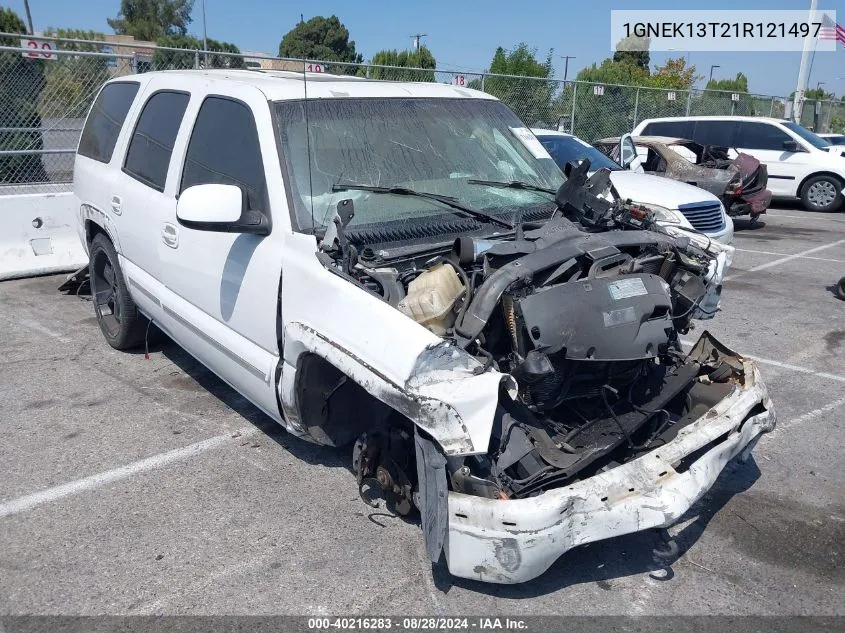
92,251,121,337
807,180,836,208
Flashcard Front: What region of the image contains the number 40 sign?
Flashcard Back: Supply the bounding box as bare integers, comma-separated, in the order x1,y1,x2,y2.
20,38,58,60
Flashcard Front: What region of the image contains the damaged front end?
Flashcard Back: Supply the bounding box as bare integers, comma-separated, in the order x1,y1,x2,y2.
313,161,774,583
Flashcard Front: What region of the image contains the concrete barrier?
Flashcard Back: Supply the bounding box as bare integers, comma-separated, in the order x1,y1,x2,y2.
0,190,87,281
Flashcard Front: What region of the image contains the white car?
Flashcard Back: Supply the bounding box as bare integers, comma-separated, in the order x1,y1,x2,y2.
633,116,845,212
74,70,773,584
819,133,845,151
532,129,734,245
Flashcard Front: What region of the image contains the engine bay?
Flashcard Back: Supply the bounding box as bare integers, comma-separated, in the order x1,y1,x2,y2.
317,162,738,503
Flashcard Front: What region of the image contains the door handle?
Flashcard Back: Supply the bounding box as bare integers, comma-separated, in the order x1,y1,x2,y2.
161,223,179,248
110,195,122,215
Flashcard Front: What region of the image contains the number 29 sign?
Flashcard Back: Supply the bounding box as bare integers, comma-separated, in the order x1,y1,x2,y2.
20,38,58,60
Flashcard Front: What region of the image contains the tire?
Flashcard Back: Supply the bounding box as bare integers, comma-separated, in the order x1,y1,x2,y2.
800,175,843,212
88,233,148,350
836,277,845,301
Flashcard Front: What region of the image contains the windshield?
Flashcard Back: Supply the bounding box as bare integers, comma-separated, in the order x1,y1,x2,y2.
273,98,564,231
535,134,622,172
782,121,830,150
823,135,845,145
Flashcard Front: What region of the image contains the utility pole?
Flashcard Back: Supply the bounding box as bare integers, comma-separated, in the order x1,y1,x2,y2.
201,0,208,67
793,0,818,123
709,64,720,85
410,33,427,51
22,0,34,34
560,55,575,81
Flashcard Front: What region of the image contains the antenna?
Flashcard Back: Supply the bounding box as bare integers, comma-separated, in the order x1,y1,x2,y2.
410,33,428,50
302,60,315,232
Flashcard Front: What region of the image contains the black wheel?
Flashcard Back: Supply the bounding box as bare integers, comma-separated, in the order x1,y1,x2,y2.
836,277,845,301
800,175,843,212
89,233,147,350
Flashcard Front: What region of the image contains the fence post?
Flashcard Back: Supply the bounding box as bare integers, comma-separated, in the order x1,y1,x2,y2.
632,87,639,128
685,90,692,116
194,50,199,69
570,82,577,135
770,97,775,117
480,73,485,92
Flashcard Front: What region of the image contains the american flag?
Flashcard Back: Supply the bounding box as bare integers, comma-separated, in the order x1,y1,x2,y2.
819,13,845,45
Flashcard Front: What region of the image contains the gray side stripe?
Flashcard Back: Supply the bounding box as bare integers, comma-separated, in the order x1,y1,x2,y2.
128,277,161,307
162,305,267,381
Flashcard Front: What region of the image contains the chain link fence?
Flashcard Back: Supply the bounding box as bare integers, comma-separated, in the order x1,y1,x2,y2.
2,32,843,193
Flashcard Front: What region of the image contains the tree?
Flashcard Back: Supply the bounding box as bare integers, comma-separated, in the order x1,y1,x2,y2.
108,0,194,41
41,28,110,118
482,44,555,126
698,72,755,116
153,34,244,69
368,46,436,81
651,57,699,90
278,15,362,74
612,35,650,69
0,8,48,183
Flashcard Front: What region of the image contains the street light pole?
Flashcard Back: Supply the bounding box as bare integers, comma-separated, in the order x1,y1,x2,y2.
709,64,720,85
561,55,576,81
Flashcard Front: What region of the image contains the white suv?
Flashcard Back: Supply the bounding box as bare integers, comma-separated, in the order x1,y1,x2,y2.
74,70,773,584
633,116,845,212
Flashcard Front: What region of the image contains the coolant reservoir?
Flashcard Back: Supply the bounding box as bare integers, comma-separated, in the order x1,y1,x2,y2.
398,263,465,335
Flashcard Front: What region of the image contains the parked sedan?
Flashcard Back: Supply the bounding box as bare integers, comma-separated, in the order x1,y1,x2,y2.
594,135,772,221
532,129,734,245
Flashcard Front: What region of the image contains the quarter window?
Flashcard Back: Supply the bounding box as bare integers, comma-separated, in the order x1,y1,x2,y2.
78,82,140,163
180,97,267,211
641,120,694,139
123,91,190,191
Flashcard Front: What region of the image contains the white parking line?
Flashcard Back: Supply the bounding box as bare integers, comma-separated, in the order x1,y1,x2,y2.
727,239,845,280
777,396,845,431
743,355,845,383
734,247,845,264
679,339,845,383
0,427,258,519
767,214,845,223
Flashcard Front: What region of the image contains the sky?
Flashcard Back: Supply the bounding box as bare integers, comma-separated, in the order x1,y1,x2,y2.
4,0,845,98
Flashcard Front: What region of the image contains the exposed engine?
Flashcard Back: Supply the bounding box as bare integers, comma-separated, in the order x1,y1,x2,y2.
318,162,735,501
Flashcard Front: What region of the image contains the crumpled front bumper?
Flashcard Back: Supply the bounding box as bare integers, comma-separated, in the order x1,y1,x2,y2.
444,348,775,584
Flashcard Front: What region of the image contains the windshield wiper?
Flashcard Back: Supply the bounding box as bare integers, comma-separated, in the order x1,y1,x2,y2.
467,179,557,196
331,183,514,229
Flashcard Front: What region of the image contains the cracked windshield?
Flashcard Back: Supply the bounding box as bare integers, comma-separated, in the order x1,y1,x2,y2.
274,98,565,231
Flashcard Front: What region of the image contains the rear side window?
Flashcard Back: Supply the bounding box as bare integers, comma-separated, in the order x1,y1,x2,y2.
691,121,736,147
78,82,140,163
180,96,267,211
736,122,791,150
123,91,190,191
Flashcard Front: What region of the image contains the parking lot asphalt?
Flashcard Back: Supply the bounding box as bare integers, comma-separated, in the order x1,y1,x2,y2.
1,205,844,616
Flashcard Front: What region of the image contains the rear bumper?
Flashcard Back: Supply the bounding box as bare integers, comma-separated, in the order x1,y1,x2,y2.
444,342,774,584
728,190,773,217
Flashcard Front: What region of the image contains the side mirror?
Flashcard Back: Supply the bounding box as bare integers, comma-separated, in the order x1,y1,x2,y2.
176,184,270,235
782,140,803,153
619,133,637,169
